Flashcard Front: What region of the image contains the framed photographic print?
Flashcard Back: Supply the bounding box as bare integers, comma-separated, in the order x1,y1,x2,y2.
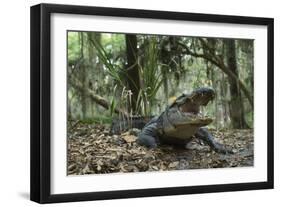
30,3,274,203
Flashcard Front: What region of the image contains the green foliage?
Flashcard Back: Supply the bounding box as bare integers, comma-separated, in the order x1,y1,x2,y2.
138,36,163,116
79,116,112,125
88,34,163,117
88,34,127,87
102,33,126,52
68,32,81,64
67,31,254,129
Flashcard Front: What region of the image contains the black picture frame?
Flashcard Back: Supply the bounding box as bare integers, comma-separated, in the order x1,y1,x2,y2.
30,3,274,204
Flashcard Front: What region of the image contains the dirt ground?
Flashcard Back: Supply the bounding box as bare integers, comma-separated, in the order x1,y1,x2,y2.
67,122,253,175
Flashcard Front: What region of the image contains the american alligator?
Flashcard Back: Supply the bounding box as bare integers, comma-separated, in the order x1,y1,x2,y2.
137,88,233,154
111,88,233,154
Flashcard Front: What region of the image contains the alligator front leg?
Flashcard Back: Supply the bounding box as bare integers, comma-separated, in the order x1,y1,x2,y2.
195,127,233,154
137,121,159,149
138,134,158,148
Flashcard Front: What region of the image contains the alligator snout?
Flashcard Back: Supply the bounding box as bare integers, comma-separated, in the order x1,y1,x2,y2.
190,87,215,105
194,87,215,96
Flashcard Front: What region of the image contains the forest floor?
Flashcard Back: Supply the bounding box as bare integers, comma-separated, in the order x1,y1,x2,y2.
67,122,254,175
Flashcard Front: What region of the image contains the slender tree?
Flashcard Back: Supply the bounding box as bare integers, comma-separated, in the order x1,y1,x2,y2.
224,39,248,128
125,34,140,113
87,32,101,117
177,38,253,109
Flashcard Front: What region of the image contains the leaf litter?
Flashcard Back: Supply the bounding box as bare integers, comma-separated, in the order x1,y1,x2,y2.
67,123,253,175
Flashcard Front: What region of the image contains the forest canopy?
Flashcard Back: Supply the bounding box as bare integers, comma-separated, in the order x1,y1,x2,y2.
67,31,254,129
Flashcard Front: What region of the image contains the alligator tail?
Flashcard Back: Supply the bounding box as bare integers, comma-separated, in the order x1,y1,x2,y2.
110,116,154,134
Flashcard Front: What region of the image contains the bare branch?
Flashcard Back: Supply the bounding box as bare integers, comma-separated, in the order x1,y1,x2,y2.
177,41,253,108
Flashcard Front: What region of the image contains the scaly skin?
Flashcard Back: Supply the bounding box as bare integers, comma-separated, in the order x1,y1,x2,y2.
137,88,233,154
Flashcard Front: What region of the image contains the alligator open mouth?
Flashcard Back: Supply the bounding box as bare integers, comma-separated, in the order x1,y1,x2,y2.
178,88,215,118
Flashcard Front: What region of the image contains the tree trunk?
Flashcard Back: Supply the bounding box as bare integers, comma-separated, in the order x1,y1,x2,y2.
224,39,248,129
87,32,101,117
79,33,87,120
125,34,140,113
177,40,253,108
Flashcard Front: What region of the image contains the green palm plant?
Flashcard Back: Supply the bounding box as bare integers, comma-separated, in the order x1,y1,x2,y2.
90,34,163,117
88,35,128,88
137,37,163,116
